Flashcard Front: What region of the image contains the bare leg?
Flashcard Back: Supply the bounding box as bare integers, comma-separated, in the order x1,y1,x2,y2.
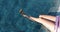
19,9,55,32
39,15,56,22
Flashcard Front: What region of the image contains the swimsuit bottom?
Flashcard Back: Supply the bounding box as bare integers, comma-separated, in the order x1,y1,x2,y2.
55,16,60,32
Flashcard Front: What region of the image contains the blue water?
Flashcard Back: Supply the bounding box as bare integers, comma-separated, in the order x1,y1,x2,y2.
0,0,57,32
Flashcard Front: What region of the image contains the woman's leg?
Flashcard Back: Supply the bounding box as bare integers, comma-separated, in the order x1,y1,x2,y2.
39,15,56,22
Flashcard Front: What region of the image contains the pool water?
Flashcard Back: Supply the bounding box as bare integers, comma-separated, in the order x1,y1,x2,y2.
0,0,57,32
